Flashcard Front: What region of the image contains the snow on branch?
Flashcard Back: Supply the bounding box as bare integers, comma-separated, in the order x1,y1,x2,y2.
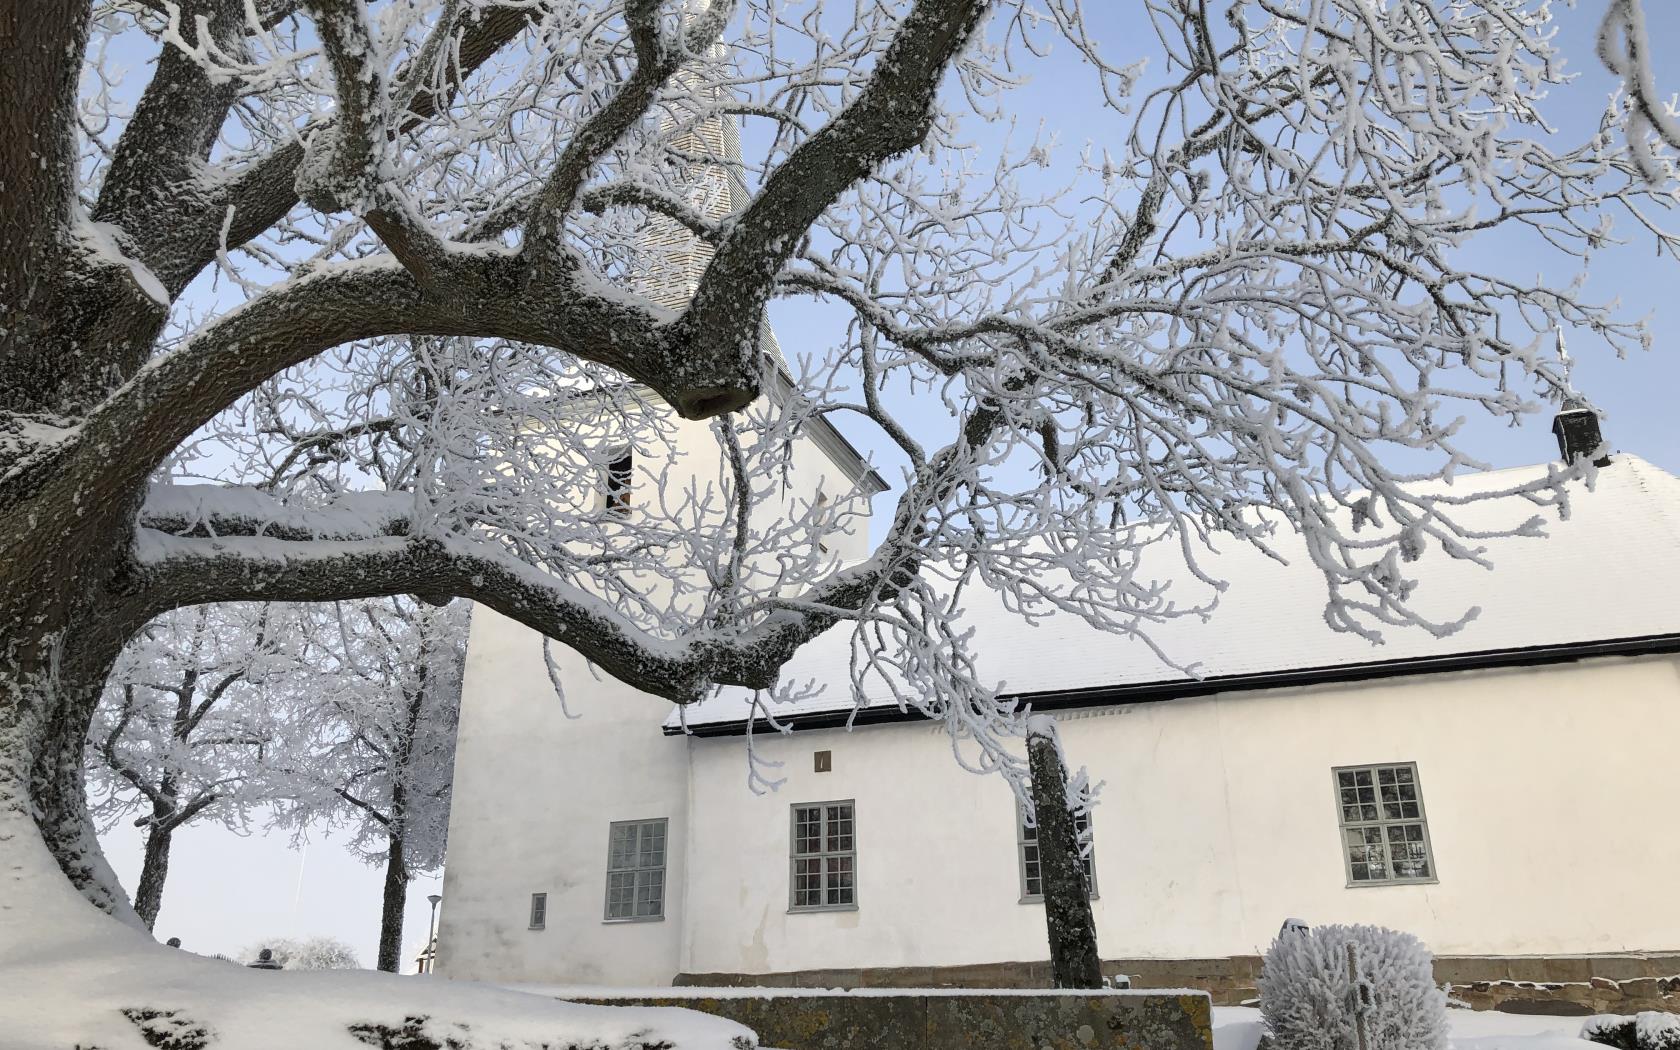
7,0,1677,817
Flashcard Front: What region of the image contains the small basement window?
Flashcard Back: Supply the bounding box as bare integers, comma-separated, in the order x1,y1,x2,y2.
790,801,855,911
528,892,547,930
1019,804,1096,902
1334,763,1437,886
604,449,633,514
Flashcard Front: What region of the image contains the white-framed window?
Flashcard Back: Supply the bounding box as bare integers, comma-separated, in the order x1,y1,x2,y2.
790,800,856,911
605,818,667,921
1334,763,1437,886
1018,804,1097,902
528,892,547,930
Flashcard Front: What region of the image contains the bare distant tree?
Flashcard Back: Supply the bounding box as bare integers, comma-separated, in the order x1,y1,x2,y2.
2,0,1675,935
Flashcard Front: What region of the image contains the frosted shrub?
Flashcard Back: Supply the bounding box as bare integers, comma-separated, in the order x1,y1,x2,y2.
1583,1013,1680,1050
1258,924,1447,1050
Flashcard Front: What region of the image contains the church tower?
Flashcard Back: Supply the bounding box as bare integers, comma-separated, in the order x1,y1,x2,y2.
434,61,883,984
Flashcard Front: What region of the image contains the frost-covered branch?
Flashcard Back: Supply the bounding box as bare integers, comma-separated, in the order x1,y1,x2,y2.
1599,0,1680,182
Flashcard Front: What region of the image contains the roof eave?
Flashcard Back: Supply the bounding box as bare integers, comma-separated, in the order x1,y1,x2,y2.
661,630,1680,738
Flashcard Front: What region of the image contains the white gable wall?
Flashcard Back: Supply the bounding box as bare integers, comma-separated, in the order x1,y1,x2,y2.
437,401,875,983
678,652,1680,977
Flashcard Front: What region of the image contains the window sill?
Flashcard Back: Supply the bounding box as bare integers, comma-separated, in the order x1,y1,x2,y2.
788,904,859,914
602,915,665,924
1019,894,1099,905
528,925,545,931
1344,876,1438,889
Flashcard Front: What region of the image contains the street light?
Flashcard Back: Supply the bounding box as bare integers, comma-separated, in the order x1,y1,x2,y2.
423,894,443,974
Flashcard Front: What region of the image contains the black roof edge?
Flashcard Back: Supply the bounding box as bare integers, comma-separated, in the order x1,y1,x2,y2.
662,632,1680,738
760,367,889,497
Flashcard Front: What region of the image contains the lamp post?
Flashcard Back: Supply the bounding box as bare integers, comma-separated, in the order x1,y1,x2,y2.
424,894,443,974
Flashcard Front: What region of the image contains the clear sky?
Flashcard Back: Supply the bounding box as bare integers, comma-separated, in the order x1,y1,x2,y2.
99,1,1678,970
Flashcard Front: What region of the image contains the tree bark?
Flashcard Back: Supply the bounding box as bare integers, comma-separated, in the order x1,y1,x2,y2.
377,836,409,973
133,822,176,931
1026,718,1103,989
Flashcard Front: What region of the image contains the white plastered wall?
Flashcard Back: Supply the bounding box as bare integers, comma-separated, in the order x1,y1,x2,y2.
678,652,1680,977
437,404,873,983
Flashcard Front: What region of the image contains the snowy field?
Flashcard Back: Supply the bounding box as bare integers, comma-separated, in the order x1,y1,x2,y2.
1214,1006,1604,1050
0,814,758,1050
0,821,1631,1050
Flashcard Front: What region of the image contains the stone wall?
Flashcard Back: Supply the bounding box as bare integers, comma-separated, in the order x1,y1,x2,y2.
576,991,1214,1050
678,953,1680,1015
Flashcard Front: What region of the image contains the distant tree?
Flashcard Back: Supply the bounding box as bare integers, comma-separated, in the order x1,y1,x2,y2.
242,936,363,971
86,603,303,929
275,597,467,974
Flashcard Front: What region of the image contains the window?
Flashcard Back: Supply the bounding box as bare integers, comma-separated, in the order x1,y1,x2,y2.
790,801,855,910
604,450,633,514
528,892,547,929
1018,804,1096,902
1334,763,1436,885
605,818,667,921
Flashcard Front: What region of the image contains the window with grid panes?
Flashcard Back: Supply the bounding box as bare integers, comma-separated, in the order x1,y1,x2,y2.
604,818,667,921
1334,763,1436,885
1018,805,1096,902
790,801,855,910
528,892,547,929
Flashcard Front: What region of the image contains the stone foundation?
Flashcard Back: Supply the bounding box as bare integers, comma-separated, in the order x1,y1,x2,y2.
678,953,1680,1015
577,990,1214,1050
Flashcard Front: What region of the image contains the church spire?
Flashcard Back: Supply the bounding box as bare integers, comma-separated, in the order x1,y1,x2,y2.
637,18,750,312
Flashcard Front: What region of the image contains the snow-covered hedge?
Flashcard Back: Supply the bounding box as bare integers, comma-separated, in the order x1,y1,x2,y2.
1583,1013,1680,1050
1257,924,1448,1050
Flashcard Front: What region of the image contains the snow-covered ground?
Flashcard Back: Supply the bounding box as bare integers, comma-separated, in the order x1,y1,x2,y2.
0,812,758,1050
0,811,1638,1050
1214,1006,1604,1050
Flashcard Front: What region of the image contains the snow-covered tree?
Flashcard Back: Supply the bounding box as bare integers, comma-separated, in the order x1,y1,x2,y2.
86,603,304,929
2,0,1677,937
242,936,363,971
275,597,467,974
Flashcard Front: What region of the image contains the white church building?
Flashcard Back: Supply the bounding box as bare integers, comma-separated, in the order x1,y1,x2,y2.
432,97,1680,1005
434,399,1680,1000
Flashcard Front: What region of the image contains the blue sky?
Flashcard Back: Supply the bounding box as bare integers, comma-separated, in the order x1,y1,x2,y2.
102,1,1679,967
768,1,1680,495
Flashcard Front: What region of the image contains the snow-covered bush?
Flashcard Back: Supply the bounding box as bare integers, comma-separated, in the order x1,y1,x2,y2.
1258,924,1448,1050
242,937,362,971
1583,1013,1680,1050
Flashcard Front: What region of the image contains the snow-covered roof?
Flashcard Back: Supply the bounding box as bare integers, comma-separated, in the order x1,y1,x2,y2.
666,454,1680,734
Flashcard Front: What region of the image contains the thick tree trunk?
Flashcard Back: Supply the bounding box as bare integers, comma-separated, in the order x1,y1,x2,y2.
1026,717,1103,990
133,822,176,931
377,836,409,972
0,638,143,927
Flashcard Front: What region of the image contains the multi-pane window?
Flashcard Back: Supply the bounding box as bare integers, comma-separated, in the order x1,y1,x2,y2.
1019,806,1096,902
790,801,856,910
1335,763,1436,885
528,892,547,929
605,818,667,921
